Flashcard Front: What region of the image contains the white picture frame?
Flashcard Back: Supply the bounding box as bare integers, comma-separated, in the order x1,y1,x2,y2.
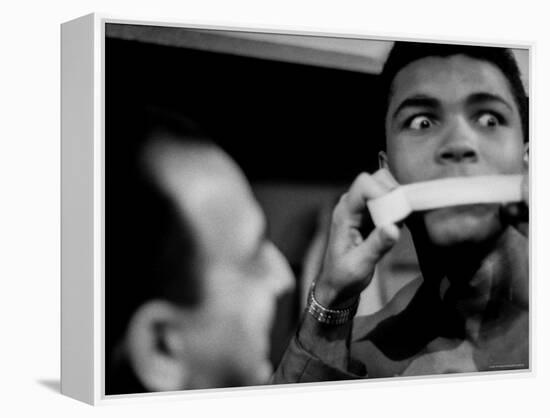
61,13,532,405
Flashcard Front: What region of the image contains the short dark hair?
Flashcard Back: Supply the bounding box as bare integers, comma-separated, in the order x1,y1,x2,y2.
105,107,209,394
378,41,529,148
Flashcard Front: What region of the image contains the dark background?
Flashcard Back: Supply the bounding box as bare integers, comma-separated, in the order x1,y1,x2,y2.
105,36,384,183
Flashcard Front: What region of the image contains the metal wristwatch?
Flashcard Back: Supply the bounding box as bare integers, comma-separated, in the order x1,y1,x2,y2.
306,281,359,325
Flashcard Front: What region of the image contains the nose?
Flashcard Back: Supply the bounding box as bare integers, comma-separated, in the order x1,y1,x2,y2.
265,242,295,295
436,119,479,164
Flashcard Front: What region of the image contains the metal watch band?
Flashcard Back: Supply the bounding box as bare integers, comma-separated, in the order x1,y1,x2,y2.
306,281,359,325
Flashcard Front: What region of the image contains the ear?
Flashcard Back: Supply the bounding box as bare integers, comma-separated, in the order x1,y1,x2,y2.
523,142,529,170
126,300,189,392
378,150,389,170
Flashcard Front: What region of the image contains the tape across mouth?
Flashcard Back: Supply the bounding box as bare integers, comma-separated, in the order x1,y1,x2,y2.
367,175,523,227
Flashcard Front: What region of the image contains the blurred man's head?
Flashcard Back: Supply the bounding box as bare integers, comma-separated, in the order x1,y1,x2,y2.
377,42,528,247
106,110,294,393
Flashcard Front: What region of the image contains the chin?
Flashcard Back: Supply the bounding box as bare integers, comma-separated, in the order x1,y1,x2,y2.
422,204,503,247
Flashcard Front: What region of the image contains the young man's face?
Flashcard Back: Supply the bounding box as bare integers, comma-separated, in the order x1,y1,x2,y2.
384,54,526,246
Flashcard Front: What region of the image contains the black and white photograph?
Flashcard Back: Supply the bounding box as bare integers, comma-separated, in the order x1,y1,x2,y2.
103,22,530,395
5,0,550,416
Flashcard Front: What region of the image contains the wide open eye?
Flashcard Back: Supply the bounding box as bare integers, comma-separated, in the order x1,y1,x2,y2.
477,112,500,128
407,115,434,130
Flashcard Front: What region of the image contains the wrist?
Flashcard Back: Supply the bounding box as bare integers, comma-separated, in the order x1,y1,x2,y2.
307,280,359,325
313,279,361,310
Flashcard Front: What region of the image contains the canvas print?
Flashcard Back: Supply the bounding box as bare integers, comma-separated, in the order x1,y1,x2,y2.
104,22,530,395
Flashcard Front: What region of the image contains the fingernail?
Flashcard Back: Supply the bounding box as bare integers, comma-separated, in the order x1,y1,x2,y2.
381,224,400,243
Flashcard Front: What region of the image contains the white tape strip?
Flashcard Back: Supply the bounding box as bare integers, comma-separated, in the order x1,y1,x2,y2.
367,175,523,226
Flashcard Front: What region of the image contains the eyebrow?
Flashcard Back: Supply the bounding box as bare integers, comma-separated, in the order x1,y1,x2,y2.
390,91,516,121
465,92,514,112
391,95,440,120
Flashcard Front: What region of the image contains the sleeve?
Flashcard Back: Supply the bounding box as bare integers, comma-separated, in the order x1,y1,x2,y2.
270,313,367,384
